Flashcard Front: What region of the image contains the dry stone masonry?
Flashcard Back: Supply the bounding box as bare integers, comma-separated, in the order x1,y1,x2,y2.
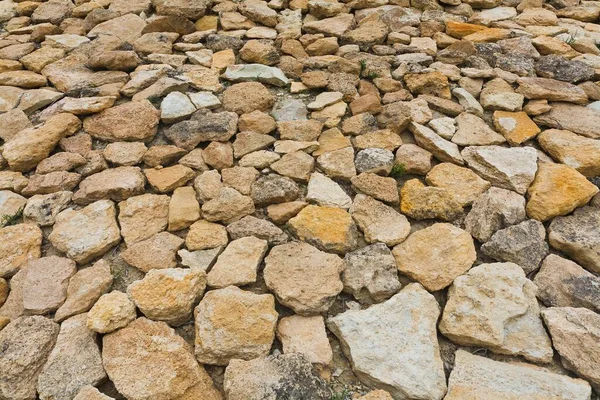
0,0,599,398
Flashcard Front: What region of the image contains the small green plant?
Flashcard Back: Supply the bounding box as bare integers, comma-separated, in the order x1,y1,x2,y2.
365,71,379,80
331,388,351,400
390,162,407,178
359,59,367,75
1,206,23,227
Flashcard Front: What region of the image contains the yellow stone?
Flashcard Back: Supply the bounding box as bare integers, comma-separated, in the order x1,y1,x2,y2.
464,28,512,43
527,163,599,222
446,21,487,39
287,205,358,254
313,127,351,156
493,111,541,146
211,49,236,72
404,71,451,99
195,15,218,31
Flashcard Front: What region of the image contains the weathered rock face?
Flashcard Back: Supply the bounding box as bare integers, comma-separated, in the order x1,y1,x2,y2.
22,256,76,315
73,167,146,205
393,223,476,292
264,242,344,315
206,236,268,288
0,223,42,278
194,286,278,365
117,194,170,245
350,194,410,246
121,231,184,272
49,200,121,264
445,350,592,400
328,284,447,400
224,353,331,400
276,315,333,365
103,317,218,400
542,307,600,390
526,163,598,222
439,262,554,363
128,268,206,325
87,291,136,334
83,100,159,142
37,313,106,400
548,207,600,274
0,316,59,400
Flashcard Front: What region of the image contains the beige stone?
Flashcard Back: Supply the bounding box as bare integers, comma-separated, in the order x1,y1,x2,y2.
425,163,491,207
276,315,332,365
118,194,170,245
186,220,228,251
87,291,136,334
207,237,268,288
168,186,200,231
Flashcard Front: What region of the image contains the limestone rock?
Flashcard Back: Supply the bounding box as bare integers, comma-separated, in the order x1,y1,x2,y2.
222,82,274,114
493,110,541,146
226,215,289,245
84,100,159,142
400,179,464,221
128,268,206,326
462,145,538,194
349,194,410,246
548,207,600,274
121,232,184,273
0,316,59,400
526,163,598,222
0,223,42,278
393,223,476,292
22,256,76,315
288,205,359,254
328,284,447,400
49,200,121,264
251,174,300,205
439,262,554,363
144,165,195,193
409,122,464,165
194,286,278,365
37,314,106,400
351,173,399,203
55,259,113,322
534,255,600,312
481,219,549,274
186,220,228,251
222,64,289,87
118,194,169,245
224,354,331,400
207,237,268,288
276,315,333,365
307,172,352,209
103,317,218,400
465,187,527,242
168,186,200,231
202,187,255,224
452,112,506,146
425,163,491,207
445,350,591,400
73,386,114,400
534,102,600,139
87,291,136,334
538,129,600,177
264,241,344,315
73,166,146,205
542,307,600,390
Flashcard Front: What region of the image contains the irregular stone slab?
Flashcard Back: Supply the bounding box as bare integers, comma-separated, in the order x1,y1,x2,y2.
73,166,146,205
343,243,400,304
168,186,200,231
264,241,344,315
526,163,598,222
534,254,600,312
439,262,553,363
121,232,184,273
186,220,228,251
534,102,600,139
194,286,278,365
0,191,26,220
88,14,146,43
0,223,42,278
22,256,76,315
425,163,491,207
3,113,81,172
445,350,591,400
316,147,357,181
516,77,588,104
224,354,331,400
73,385,114,400
222,64,289,87
492,110,541,146
55,259,113,322
221,82,274,115
452,112,506,146
165,111,238,150
202,187,255,224
400,179,464,221
103,317,219,400
144,165,195,193
276,315,333,365
49,200,121,264
548,207,600,274
118,194,169,245
306,172,352,209
178,248,223,272
409,122,464,165
542,307,600,390
349,194,410,246
465,187,526,242
288,205,359,254
393,223,476,292
328,284,447,400
83,100,159,142
250,174,300,205
37,314,106,400
0,268,26,322
226,215,288,245
303,13,355,37
207,237,268,288
351,173,399,204
538,129,600,177
481,219,548,274
87,291,136,334
0,316,59,400
461,145,538,194
128,268,206,326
